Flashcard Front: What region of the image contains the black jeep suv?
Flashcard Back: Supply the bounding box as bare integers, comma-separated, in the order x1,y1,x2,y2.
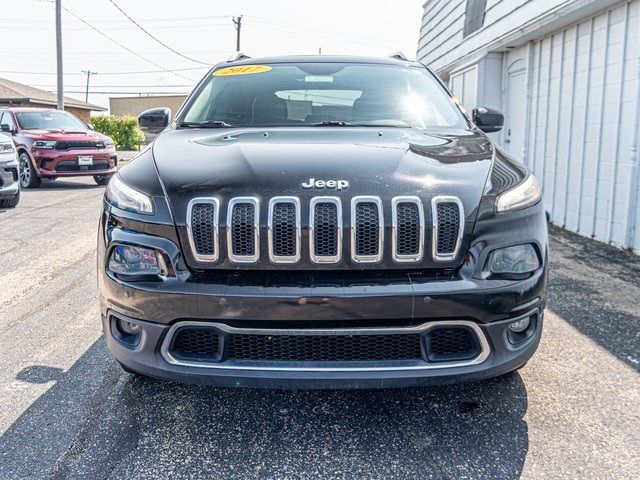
98,54,547,388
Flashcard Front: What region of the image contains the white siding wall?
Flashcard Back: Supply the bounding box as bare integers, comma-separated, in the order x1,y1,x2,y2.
418,0,640,253
418,0,579,72
526,1,639,250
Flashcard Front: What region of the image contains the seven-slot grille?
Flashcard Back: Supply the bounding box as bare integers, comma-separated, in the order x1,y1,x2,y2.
186,196,463,265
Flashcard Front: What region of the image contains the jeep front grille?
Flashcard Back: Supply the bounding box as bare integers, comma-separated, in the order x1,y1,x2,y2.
227,197,259,263
432,196,464,262
185,195,464,265
351,196,383,263
310,197,342,263
268,197,301,263
187,198,219,262
392,196,424,263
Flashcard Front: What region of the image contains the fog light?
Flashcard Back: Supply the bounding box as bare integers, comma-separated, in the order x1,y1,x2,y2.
109,244,162,276
489,244,539,274
508,317,531,333
117,319,140,335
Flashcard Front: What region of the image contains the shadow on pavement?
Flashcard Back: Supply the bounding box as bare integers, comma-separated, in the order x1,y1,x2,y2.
548,226,640,372
0,338,529,479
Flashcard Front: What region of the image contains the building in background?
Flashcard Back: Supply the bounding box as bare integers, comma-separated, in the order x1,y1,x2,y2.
418,0,640,254
0,77,105,123
109,95,187,118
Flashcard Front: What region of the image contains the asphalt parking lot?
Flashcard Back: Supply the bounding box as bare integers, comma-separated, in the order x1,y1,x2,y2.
0,177,638,479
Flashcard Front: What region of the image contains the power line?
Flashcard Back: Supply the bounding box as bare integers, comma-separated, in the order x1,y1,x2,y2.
0,67,209,76
107,0,210,65
56,3,198,82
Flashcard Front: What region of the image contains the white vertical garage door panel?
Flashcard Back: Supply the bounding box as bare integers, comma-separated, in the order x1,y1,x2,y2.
526,1,639,250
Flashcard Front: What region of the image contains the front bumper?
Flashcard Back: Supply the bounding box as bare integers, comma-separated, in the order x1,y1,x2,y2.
32,148,117,178
0,155,19,197
99,255,546,388
102,309,543,389
98,197,548,388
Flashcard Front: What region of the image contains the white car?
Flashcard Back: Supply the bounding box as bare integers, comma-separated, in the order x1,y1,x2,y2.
0,132,20,208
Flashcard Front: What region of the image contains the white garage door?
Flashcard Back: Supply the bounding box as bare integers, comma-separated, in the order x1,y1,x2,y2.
525,0,640,252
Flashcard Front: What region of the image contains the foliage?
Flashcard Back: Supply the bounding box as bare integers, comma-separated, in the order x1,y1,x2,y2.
91,115,145,150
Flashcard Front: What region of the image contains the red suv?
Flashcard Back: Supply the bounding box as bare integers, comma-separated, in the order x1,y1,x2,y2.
0,107,117,188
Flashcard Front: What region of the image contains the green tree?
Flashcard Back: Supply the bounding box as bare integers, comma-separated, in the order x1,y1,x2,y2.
92,115,145,150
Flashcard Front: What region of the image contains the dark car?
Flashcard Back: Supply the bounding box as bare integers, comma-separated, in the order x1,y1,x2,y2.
0,107,117,188
98,54,547,388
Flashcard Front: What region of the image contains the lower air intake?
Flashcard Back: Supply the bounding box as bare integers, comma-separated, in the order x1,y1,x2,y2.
425,327,479,362
227,333,423,362
171,327,221,361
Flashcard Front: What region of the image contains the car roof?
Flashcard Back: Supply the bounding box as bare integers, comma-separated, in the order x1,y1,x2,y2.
219,54,423,68
3,107,61,113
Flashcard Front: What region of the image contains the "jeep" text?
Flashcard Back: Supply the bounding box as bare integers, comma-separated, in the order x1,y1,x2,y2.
301,178,349,190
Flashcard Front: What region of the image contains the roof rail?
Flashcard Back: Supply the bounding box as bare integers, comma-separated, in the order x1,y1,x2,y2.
227,52,251,62
388,51,408,61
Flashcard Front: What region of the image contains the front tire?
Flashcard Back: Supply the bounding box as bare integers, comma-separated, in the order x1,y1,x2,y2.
19,152,41,189
94,174,113,186
0,190,20,208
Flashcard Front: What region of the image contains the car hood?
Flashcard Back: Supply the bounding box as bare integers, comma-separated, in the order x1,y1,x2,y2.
21,129,107,141
152,127,494,269
154,127,493,215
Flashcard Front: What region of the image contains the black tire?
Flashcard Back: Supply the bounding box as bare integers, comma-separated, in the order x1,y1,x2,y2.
0,190,20,208
94,174,113,186
19,152,41,189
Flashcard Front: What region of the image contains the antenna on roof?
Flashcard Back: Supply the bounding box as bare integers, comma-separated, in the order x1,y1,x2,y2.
388,51,408,61
227,52,251,62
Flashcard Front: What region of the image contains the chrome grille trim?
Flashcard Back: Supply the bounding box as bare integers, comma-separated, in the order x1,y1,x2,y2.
268,196,301,264
160,319,492,371
309,196,342,264
350,195,383,263
186,197,220,262
391,196,424,263
431,196,464,262
227,197,260,263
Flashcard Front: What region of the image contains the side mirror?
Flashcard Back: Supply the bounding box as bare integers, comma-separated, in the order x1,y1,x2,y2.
138,107,171,135
472,107,504,133
0,124,12,133
86,123,94,130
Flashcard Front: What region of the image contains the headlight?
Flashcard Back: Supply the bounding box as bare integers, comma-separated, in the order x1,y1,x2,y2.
33,140,57,149
105,175,154,214
108,244,163,276
0,141,15,153
489,244,540,274
104,139,115,148
496,175,542,212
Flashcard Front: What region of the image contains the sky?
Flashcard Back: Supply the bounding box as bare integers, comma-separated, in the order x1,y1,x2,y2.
0,0,425,111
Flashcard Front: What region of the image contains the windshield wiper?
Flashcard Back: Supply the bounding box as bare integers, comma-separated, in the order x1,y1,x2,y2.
312,120,354,127
179,120,235,128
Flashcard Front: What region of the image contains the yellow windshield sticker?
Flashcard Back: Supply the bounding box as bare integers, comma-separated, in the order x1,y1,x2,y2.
213,65,272,76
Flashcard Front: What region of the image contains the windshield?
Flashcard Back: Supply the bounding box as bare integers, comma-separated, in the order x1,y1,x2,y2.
15,111,87,131
181,63,466,129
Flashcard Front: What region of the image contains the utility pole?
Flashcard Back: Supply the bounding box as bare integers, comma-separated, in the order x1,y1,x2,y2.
232,15,242,51
55,0,64,110
81,70,97,102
